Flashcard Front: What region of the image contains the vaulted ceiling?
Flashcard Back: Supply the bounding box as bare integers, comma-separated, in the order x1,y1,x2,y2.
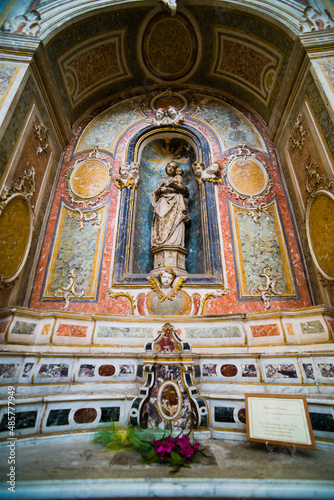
30,0,311,134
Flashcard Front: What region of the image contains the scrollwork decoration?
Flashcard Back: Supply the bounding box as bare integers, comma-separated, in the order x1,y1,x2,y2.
200,287,230,315
256,266,282,309
34,120,49,156
305,155,334,195
67,207,101,231
107,289,136,315
53,267,85,310
289,114,307,152
0,164,36,214
236,201,271,225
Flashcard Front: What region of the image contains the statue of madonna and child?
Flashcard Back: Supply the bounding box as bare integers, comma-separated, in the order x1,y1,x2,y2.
148,161,191,310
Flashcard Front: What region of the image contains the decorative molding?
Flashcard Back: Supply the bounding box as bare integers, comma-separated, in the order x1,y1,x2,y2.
192,161,223,186
53,267,85,310
65,148,112,206
288,114,307,152
256,266,282,309
152,106,184,126
2,11,41,37
305,155,334,195
33,120,49,156
236,201,271,225
299,7,334,32
107,289,136,315
159,0,177,15
200,287,230,315
305,156,334,287
0,164,36,214
67,207,101,231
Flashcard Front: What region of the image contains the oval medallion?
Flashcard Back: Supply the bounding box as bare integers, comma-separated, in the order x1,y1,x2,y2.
69,159,109,200
220,364,238,377
158,381,182,420
73,408,97,424
98,364,116,377
229,157,268,197
0,194,32,280
307,191,334,279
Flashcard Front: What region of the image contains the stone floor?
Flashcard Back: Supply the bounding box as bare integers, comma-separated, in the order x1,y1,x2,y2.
1,435,334,499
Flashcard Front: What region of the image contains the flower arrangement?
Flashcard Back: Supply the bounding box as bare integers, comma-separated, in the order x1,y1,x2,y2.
94,418,209,473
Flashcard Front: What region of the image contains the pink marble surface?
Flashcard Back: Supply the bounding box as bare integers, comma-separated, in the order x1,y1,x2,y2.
250,324,280,337
56,324,88,337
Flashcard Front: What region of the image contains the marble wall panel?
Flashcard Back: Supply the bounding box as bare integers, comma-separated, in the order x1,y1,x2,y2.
10,320,37,335
260,358,301,384
211,399,247,429
34,358,74,384
246,320,284,346
53,319,93,345
76,98,142,154
0,404,41,437
282,315,330,344
230,199,296,299
42,202,108,301
96,325,153,338
0,62,21,110
200,358,260,382
185,326,242,338
193,96,263,150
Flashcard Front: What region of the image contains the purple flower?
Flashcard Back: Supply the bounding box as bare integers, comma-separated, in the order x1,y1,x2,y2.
176,434,200,458
153,436,176,460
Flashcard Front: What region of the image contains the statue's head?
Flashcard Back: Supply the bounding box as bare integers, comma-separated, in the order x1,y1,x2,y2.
192,161,205,177
130,162,140,175
166,162,177,176
159,268,176,288
155,108,165,120
119,164,130,179
167,106,177,119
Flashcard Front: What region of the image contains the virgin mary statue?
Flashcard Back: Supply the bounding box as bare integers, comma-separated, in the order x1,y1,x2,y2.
151,162,190,249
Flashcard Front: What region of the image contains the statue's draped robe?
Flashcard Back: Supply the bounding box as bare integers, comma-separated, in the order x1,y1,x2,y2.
151,177,188,247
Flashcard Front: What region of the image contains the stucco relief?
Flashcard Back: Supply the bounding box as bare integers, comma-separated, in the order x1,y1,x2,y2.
211,29,283,105
58,31,131,107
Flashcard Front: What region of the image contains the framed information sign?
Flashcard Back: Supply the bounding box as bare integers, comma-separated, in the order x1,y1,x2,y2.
245,394,316,449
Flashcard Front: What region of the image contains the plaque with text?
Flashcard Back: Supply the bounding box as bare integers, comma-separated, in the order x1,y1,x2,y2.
245,394,316,449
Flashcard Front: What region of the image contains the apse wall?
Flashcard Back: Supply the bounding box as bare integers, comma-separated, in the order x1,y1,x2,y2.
1,88,334,445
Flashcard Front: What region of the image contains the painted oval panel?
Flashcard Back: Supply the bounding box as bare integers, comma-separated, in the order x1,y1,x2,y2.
98,364,116,376
0,195,32,279
229,157,267,196
70,159,109,200
221,364,238,377
73,408,97,423
308,193,334,277
159,382,182,420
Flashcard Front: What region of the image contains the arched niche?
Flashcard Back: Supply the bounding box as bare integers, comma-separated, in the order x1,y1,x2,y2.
112,124,225,287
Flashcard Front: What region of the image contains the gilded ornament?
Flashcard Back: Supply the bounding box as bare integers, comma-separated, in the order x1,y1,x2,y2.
67,207,101,231
256,266,282,309
53,267,85,310
107,289,136,315
200,287,230,315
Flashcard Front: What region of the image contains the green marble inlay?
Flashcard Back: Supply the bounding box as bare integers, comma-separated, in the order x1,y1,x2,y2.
238,211,288,293
300,320,325,335
11,321,37,335
46,409,71,427
186,326,241,338
97,326,153,338
50,211,100,293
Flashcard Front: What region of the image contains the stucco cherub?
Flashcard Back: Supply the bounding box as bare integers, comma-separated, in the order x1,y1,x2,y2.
191,161,205,185
148,268,186,302
202,162,223,184
115,162,141,190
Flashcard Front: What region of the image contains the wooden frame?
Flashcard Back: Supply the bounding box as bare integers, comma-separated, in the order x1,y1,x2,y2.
245,393,316,449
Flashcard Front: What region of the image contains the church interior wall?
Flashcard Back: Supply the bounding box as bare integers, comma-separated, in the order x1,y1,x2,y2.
0,0,334,448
